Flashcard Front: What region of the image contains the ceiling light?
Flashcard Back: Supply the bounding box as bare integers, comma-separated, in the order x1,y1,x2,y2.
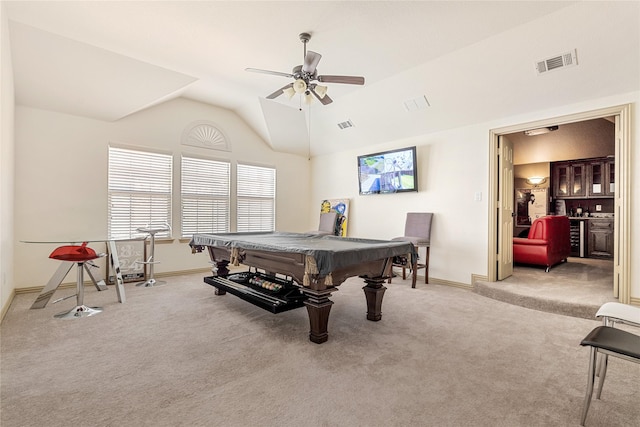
524,125,559,136
282,86,296,99
293,79,307,94
304,91,314,105
315,85,328,99
526,177,547,186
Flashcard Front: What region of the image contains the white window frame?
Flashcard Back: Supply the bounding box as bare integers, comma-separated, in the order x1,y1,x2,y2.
108,146,173,239
180,155,230,238
236,163,276,232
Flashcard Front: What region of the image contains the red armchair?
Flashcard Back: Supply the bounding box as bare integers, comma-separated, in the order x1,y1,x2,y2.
513,215,571,272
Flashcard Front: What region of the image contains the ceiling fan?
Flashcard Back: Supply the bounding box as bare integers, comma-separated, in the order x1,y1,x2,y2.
245,32,365,105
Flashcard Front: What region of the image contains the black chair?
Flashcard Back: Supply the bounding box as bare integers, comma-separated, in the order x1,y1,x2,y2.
579,326,640,426
594,302,640,375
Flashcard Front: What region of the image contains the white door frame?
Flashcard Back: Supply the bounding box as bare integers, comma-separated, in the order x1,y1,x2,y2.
487,104,631,303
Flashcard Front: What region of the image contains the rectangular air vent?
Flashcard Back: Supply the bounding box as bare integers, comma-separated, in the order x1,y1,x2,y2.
535,49,578,75
403,95,430,112
337,120,354,130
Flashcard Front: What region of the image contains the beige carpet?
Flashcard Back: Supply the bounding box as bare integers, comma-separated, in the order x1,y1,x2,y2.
1,271,638,427
475,257,618,319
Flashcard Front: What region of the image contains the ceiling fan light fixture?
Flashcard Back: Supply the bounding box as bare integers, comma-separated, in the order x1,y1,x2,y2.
246,32,365,106
304,91,314,105
315,85,328,99
293,79,307,94
282,86,296,99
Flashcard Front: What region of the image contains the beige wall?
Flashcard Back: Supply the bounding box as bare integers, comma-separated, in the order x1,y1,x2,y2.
4,92,640,310
2,2,639,313
310,92,640,299
311,124,489,286
511,119,615,165
1,3,16,317
13,98,311,290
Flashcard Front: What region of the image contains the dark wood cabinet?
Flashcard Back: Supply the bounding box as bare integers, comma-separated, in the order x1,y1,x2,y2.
553,162,586,198
553,157,614,199
587,219,614,259
587,159,615,197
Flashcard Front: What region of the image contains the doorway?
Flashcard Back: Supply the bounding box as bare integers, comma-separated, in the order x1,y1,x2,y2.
487,104,631,304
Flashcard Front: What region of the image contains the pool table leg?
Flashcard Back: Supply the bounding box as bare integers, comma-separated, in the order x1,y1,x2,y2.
362,277,387,321
303,288,335,344
211,260,231,295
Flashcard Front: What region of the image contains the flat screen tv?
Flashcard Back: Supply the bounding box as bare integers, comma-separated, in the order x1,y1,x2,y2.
357,146,418,195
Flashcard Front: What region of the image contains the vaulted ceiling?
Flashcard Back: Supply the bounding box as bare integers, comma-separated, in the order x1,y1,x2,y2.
5,1,639,156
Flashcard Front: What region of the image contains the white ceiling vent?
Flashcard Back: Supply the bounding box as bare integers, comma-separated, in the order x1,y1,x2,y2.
535,49,578,75
403,95,430,112
337,120,354,130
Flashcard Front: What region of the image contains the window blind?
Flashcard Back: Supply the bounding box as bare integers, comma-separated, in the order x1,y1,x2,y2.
237,164,276,232
108,146,173,239
181,156,230,238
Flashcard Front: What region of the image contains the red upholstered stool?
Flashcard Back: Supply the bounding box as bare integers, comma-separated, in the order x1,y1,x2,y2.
48,243,104,319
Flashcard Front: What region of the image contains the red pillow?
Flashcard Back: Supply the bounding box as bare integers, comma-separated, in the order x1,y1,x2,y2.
49,242,98,262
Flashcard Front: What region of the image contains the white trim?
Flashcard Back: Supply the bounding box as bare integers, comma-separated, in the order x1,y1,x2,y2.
488,104,631,303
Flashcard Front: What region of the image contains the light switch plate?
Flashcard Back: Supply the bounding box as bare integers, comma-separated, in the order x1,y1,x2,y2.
595,204,602,211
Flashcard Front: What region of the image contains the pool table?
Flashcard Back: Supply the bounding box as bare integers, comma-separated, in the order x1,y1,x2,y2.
190,232,416,344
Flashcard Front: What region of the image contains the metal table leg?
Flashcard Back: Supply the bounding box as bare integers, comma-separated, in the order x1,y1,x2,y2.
30,262,74,309
84,262,109,291
108,240,126,303
29,240,127,310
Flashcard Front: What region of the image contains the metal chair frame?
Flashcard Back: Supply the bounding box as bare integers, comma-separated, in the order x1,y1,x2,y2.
579,326,640,426
136,223,171,287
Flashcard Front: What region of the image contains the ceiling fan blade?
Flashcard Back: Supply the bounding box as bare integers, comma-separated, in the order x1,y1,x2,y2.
266,83,294,99
317,75,365,85
302,51,322,74
245,68,293,78
310,88,333,105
